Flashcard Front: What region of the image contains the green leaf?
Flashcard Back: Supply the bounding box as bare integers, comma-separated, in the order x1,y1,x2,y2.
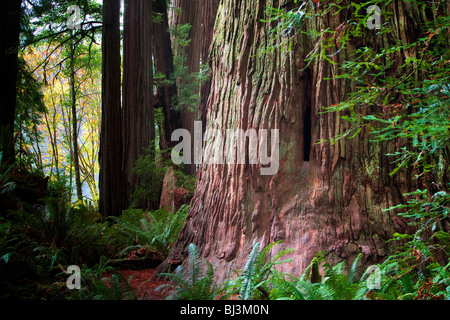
433,231,450,244
1,253,12,264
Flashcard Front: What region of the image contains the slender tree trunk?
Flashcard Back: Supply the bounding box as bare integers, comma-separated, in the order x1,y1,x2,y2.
157,0,422,281
43,110,59,178
99,0,123,217
0,0,21,168
122,0,155,209
69,39,83,201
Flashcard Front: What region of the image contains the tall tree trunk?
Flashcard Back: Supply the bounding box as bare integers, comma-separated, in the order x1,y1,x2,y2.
0,0,21,168
99,0,123,217
199,0,219,128
69,39,83,201
171,0,202,175
122,0,155,209
153,0,181,155
158,0,420,281
154,0,218,161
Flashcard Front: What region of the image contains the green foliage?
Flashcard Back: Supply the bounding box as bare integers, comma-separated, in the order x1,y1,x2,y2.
371,187,450,300
150,240,450,301
0,152,16,196
0,171,186,299
111,205,188,256
260,2,307,55
309,3,450,182
132,146,196,206
153,20,209,113
68,257,137,300
170,23,209,112
23,198,107,267
15,55,47,172
131,146,166,206
22,0,103,47
158,243,223,300
173,169,197,199
0,188,112,298
231,242,294,300
269,253,364,300
0,155,186,299
239,242,263,300
0,224,16,264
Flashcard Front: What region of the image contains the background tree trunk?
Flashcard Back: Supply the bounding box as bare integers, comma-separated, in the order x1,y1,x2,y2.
171,0,202,175
122,0,155,210
158,0,418,281
153,0,181,156
0,0,22,167
99,0,122,217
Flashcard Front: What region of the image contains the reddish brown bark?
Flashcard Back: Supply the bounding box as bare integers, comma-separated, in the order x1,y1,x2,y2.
153,0,181,155
99,0,122,217
199,0,220,132
158,0,420,281
122,0,155,209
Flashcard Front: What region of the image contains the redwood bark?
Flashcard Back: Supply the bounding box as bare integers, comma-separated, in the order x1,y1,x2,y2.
99,0,122,217
122,0,155,209
158,0,426,281
199,0,220,132
153,0,181,155
171,0,202,175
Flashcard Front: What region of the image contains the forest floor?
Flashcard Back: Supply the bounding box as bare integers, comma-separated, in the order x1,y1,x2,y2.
105,269,173,300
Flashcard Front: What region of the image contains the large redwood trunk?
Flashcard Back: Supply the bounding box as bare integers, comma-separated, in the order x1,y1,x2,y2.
99,0,122,217
159,0,421,281
199,0,220,132
122,0,155,209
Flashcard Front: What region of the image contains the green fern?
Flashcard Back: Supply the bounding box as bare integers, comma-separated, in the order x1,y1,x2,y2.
112,205,188,255
157,243,221,300
238,241,293,300
111,212,154,245
23,198,107,266
239,242,261,300
69,257,137,300
269,253,367,300
269,270,307,300
0,229,16,264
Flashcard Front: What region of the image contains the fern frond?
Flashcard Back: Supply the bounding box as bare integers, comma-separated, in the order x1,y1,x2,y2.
317,282,337,300
269,270,306,300
349,253,363,284
296,280,322,300
239,242,261,300
158,243,220,300
399,273,415,294
187,243,202,285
